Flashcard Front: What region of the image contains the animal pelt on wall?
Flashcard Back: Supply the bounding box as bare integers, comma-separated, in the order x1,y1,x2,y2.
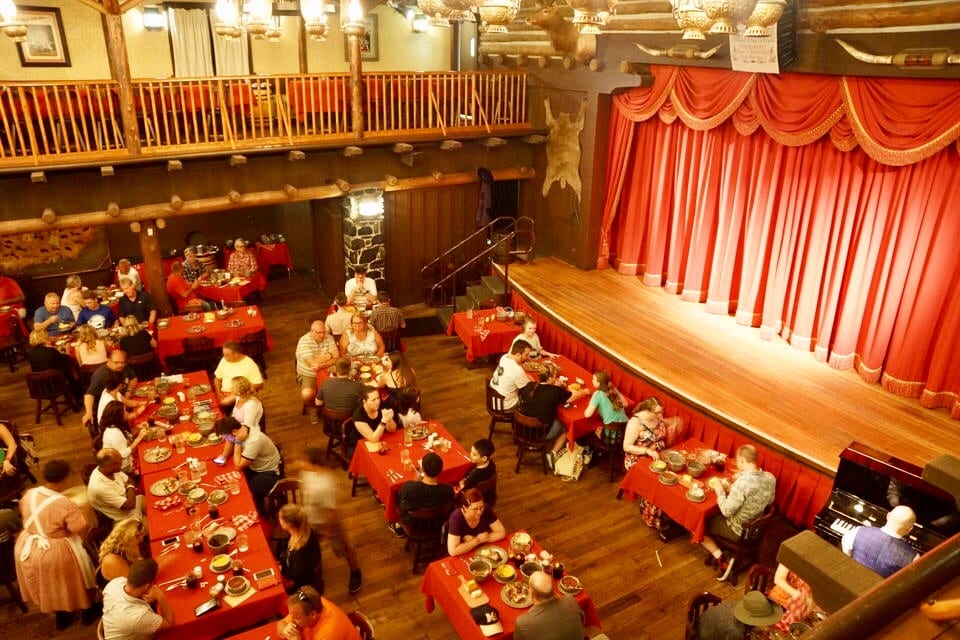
542,97,587,202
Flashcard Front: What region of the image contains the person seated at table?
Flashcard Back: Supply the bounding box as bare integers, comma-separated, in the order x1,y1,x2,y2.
583,370,629,438
115,258,142,292
165,261,213,312
0,272,26,318
324,292,353,340
841,504,919,578
446,487,506,556
296,320,340,408
701,445,777,581
0,422,21,480
299,446,362,594
213,377,263,466
33,291,76,336
397,452,455,535
83,350,139,430
97,517,146,587
99,400,148,476
515,570,585,640
26,326,83,401
767,562,817,633
118,315,156,357
623,409,666,470
344,266,377,307
276,585,360,640
98,371,145,425
117,277,156,327
277,503,325,595
316,357,364,415
75,324,108,366
636,395,685,445
394,386,422,428
215,416,281,514
347,386,397,461
87,448,144,523
490,339,533,410
519,361,590,466
61,275,84,321
180,246,205,283
214,340,264,408
340,314,385,359
102,558,175,640
377,351,416,407
228,238,259,277
77,290,117,329
369,290,405,336
697,590,783,640
459,438,496,492
510,316,556,359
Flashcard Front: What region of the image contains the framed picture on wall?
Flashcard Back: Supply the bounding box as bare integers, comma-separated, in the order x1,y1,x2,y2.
16,5,71,67
343,15,379,62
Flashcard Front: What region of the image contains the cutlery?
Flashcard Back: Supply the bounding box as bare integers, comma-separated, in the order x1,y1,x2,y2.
167,525,187,535
166,581,185,591
159,575,187,587
162,508,185,516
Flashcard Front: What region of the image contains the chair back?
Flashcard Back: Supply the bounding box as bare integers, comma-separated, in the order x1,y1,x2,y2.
401,503,454,545
685,591,722,640
320,406,351,468
485,382,510,417
179,302,204,315
714,503,777,585
746,563,775,596
181,336,219,373
127,351,161,381
513,412,548,446
472,473,498,507
739,503,776,547
182,335,214,353
224,300,247,309
379,328,401,353
239,329,269,358
25,369,67,399
595,420,628,482
265,477,301,555
348,610,376,640
79,363,101,391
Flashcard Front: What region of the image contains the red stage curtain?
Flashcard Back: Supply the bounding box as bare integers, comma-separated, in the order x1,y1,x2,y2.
602,66,960,420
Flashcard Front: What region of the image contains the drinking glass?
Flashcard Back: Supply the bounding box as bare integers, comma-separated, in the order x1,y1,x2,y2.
198,460,208,477
175,437,186,455
399,449,412,473
191,465,202,482
236,534,249,553
176,469,189,484
403,427,413,448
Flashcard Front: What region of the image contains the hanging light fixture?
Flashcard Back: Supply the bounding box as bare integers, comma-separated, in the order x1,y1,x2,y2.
243,0,272,38
418,0,451,27
342,0,367,48
442,0,476,23
669,0,786,39
477,0,517,34
0,0,27,43
264,15,283,41
567,0,616,34
300,0,329,40
214,0,243,38
743,0,786,36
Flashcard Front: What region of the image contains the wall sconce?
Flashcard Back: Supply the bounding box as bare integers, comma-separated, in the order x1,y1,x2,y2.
142,5,166,31
410,10,429,32
0,0,27,42
347,188,385,219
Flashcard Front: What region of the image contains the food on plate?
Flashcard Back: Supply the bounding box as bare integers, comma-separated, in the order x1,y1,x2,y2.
495,564,516,580
226,576,247,593
207,433,220,443
651,459,667,472
559,575,582,594
188,433,203,444
163,397,176,405
151,478,178,496
465,579,479,592
503,581,530,605
567,382,581,391
360,365,371,372
211,554,232,572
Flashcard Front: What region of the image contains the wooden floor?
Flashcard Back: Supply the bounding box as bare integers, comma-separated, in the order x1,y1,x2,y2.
503,257,959,475
0,274,787,640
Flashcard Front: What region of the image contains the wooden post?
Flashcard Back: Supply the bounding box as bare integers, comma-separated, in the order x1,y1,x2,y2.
101,0,141,155
343,16,365,139
137,221,173,316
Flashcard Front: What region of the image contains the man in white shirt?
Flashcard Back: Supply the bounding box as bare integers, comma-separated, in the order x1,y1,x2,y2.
87,448,143,522
490,339,532,410
102,558,174,640
344,267,378,307
116,258,143,292
296,320,340,406
214,340,264,408
215,417,280,514
325,292,354,339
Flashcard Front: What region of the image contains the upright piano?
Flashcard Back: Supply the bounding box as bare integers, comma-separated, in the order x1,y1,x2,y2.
814,441,960,553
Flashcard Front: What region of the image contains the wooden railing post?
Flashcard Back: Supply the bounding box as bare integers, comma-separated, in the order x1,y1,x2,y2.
102,0,140,155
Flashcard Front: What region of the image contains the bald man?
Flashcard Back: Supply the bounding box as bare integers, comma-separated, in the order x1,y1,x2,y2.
87,448,144,523
514,571,584,640
295,320,340,405
842,505,919,578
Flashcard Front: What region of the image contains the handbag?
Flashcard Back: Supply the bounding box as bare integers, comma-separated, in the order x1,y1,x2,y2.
553,443,585,481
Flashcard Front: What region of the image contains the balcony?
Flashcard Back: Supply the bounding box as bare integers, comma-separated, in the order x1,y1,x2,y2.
0,70,529,170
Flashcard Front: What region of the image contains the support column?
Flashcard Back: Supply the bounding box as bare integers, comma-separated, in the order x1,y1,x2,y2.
101,0,141,155
137,221,173,317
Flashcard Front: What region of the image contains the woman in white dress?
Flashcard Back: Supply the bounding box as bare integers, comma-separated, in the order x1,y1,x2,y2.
99,400,147,475
340,314,385,358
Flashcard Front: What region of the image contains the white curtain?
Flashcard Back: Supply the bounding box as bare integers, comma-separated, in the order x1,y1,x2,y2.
168,8,214,77
210,12,251,77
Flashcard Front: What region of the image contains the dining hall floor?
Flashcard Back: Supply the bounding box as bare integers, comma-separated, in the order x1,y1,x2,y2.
0,273,788,640
502,257,960,476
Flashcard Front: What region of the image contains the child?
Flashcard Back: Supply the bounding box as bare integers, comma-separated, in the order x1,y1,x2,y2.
459,438,496,491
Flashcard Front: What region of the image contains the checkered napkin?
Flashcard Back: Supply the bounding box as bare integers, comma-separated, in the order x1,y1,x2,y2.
154,496,183,511
215,471,242,485
232,511,259,532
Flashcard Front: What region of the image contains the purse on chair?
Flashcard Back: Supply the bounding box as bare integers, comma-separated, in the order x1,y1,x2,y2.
553,443,586,481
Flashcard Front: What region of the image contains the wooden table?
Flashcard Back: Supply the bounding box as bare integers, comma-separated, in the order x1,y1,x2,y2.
347,421,473,524
156,306,271,367
617,438,733,543
420,531,602,640
446,310,522,363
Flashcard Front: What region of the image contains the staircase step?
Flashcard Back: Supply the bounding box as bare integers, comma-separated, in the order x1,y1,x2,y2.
466,285,496,309
436,306,455,332
480,275,505,297
454,295,473,312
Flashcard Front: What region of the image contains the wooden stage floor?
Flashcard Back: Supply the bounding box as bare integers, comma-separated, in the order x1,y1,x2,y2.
504,258,958,475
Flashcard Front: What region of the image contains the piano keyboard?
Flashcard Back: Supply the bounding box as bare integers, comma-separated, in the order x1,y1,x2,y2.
829,518,857,535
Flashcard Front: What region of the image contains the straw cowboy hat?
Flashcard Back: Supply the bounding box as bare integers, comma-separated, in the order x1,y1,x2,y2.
733,591,784,626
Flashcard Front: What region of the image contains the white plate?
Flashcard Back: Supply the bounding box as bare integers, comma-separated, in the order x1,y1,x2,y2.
474,545,507,568
149,478,179,496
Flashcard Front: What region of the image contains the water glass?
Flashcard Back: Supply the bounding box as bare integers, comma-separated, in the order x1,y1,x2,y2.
236,534,249,553
198,460,208,477
399,449,412,473
403,428,413,448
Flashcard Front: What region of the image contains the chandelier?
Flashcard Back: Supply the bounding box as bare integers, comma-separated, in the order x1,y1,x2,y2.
300,0,330,41
568,0,617,35
477,0,518,34
670,0,787,40
0,0,27,42
212,0,333,42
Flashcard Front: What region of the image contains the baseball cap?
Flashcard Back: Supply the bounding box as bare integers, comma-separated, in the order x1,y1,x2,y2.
470,604,503,636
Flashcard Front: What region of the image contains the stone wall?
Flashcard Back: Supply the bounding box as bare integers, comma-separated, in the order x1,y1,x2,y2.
342,214,385,288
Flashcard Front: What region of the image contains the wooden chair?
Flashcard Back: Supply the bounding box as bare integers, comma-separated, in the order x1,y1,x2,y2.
473,472,498,507
685,591,722,640
512,412,550,474
264,478,302,556
224,300,247,309
179,302,203,315
0,314,28,372
320,406,351,469
181,336,219,375
714,504,777,586
400,502,454,574
485,380,514,441
25,369,78,425
746,563,775,596
348,610,376,639
79,363,101,393
239,328,269,379
380,328,402,353
591,421,628,482
127,351,161,381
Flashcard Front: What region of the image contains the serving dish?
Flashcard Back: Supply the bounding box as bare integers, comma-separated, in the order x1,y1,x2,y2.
407,424,430,440
225,576,250,596
186,433,206,447
209,554,233,574
186,325,206,334
686,488,706,502
141,427,164,441
649,459,668,473
493,563,517,584
143,447,172,464
558,575,582,595
133,385,155,398
659,471,679,486
501,582,533,608
156,405,179,419
208,489,228,505
187,487,208,503
149,478,179,497
209,526,237,542
474,545,508,568
469,558,492,582
188,384,211,395
178,481,198,495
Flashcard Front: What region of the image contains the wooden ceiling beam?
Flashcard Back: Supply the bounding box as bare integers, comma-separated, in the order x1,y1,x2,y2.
76,0,109,15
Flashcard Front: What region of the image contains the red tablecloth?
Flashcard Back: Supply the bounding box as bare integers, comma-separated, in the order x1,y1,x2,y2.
446,310,522,363
196,278,263,302
156,306,271,367
617,438,735,543
347,421,473,523
224,243,292,279
135,372,221,477
420,532,601,640
222,619,278,640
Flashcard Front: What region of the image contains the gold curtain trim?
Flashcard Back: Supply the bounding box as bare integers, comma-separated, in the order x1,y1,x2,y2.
673,74,757,132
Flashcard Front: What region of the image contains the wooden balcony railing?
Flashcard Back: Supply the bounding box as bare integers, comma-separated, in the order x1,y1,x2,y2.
0,70,528,168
